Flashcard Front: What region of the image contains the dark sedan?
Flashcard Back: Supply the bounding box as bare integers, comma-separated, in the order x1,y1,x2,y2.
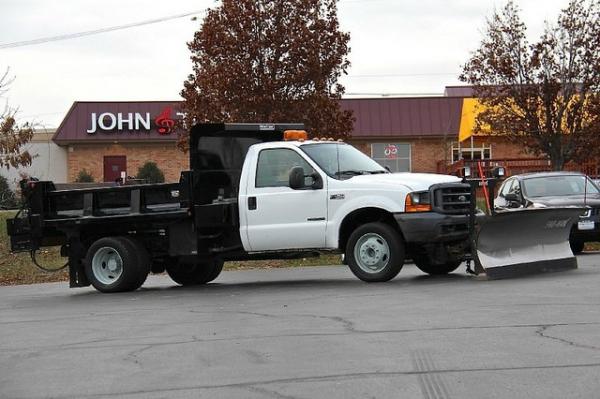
494,172,600,253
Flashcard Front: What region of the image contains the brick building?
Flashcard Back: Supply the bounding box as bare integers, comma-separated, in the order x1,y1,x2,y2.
342,95,527,174
53,101,187,183
51,94,528,183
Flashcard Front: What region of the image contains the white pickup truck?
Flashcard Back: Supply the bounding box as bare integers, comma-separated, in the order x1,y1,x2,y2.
7,123,473,292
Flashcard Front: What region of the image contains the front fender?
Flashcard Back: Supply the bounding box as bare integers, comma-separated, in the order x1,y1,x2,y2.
325,194,404,248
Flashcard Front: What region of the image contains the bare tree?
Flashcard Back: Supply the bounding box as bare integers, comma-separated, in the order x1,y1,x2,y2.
460,0,600,170
179,0,354,149
0,68,33,169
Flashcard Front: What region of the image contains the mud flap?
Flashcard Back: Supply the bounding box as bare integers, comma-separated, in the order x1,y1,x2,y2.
474,208,584,279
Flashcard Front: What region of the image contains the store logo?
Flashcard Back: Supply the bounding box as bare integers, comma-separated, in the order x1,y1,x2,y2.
384,144,398,159
86,107,177,135
154,107,175,135
87,112,151,134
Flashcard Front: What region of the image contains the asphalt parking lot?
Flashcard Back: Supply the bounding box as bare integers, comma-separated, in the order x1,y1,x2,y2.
2,255,600,399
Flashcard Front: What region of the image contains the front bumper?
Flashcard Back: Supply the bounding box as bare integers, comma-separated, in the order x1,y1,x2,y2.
393,212,470,244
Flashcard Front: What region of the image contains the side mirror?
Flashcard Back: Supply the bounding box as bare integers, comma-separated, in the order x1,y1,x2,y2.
310,172,323,189
289,167,306,190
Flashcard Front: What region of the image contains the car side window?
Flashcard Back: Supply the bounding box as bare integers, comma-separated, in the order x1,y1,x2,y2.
255,148,315,188
500,179,514,197
508,180,521,196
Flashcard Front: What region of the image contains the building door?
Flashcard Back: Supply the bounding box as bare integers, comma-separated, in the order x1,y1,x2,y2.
103,156,127,182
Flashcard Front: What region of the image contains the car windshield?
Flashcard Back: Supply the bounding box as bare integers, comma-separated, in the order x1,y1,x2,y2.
523,175,600,198
300,143,387,179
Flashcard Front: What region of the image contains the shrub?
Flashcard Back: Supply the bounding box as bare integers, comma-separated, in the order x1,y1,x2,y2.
75,169,94,183
137,161,165,183
0,175,18,209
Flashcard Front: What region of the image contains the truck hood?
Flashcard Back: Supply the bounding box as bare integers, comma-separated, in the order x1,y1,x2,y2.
342,173,461,191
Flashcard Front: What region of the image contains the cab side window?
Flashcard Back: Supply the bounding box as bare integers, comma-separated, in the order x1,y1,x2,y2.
256,149,314,188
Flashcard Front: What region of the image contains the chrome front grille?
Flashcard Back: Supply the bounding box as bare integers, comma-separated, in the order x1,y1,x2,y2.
432,183,472,214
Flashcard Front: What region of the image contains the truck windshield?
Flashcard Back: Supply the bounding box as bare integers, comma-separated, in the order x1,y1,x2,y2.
523,175,600,197
300,143,387,179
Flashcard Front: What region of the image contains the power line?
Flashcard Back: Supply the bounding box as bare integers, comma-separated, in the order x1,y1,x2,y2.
0,10,206,50
345,72,458,78
344,92,444,97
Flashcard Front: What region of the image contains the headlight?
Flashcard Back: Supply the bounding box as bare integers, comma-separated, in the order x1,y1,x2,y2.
405,191,432,212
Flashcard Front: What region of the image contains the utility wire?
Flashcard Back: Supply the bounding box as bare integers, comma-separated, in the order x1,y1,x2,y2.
345,92,445,97
0,10,205,50
344,72,458,78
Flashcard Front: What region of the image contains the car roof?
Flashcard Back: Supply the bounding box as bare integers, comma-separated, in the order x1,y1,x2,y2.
511,171,586,181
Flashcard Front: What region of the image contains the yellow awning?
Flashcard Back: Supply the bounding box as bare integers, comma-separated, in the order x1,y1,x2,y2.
458,98,478,142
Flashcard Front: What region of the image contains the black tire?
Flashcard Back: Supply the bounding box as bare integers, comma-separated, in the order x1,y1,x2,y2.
166,258,224,286
345,222,405,282
84,236,148,293
412,253,462,275
205,258,224,282
570,238,585,254
122,237,151,288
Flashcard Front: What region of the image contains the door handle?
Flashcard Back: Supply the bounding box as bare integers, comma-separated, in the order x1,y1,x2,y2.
248,196,257,210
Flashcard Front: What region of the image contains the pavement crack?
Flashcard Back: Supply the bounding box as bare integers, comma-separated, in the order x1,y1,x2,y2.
187,309,279,319
50,362,600,399
535,325,600,352
5,321,600,354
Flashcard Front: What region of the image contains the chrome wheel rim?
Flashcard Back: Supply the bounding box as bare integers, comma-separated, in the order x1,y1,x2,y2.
91,247,123,285
354,233,390,274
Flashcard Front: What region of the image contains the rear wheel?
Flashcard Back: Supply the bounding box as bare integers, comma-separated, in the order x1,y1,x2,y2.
346,222,404,282
570,238,585,254
166,258,224,286
85,236,149,293
412,253,462,275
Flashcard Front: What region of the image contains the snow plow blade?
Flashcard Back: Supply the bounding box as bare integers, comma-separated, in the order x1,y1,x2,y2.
473,207,585,280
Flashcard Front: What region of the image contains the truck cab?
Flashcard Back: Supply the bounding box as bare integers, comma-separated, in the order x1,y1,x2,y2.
189,124,472,283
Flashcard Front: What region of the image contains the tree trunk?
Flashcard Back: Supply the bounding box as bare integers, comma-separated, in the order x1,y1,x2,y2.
551,154,564,171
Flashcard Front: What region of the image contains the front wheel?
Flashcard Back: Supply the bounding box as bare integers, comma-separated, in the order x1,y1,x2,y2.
166,258,224,286
412,253,462,275
346,222,405,282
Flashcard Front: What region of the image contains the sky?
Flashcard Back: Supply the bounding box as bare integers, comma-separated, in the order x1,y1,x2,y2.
0,0,570,128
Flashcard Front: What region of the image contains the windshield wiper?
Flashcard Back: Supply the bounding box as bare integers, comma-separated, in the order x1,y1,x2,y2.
334,170,388,177
334,170,366,176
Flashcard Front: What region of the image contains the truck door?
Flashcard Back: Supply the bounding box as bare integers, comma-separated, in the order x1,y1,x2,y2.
243,147,327,251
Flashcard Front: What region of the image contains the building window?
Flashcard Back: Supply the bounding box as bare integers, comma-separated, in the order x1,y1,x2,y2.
371,143,411,172
451,144,491,163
